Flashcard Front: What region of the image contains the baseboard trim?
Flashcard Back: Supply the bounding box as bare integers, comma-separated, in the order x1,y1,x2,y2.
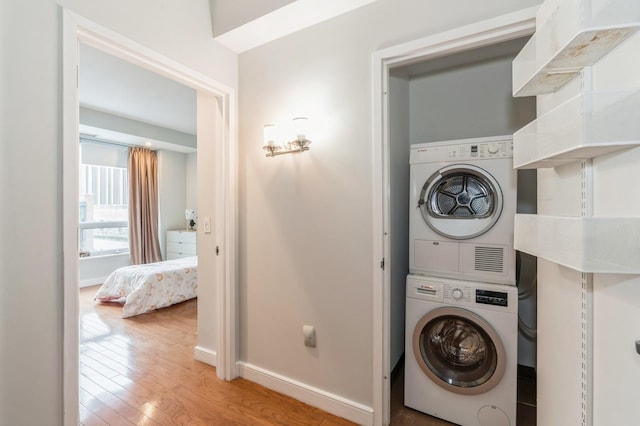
79,276,108,288
194,346,217,366
237,362,374,426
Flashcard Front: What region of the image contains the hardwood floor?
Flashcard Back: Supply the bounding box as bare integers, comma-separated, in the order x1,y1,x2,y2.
80,286,536,425
79,286,355,425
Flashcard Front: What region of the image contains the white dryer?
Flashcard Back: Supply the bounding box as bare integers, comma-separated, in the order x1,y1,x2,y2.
405,274,518,426
410,135,516,285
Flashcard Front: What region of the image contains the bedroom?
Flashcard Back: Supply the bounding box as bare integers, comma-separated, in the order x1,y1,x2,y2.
77,42,198,292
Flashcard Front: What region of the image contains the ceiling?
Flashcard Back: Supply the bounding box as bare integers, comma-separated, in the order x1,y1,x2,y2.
79,43,196,137
212,0,379,53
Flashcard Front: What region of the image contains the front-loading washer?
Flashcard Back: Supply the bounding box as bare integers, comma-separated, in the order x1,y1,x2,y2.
405,274,518,426
410,135,517,285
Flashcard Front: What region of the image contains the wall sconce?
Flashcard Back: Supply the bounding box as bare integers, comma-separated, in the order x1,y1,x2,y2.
263,117,312,157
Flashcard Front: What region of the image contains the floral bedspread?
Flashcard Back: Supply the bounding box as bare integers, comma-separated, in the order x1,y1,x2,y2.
95,256,198,318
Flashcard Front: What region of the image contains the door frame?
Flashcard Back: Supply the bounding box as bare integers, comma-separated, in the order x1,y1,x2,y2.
62,10,238,426
371,7,536,425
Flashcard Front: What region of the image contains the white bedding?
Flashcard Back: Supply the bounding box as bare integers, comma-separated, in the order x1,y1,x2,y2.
95,256,197,318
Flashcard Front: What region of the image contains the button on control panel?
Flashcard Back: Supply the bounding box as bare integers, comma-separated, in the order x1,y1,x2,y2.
443,284,472,302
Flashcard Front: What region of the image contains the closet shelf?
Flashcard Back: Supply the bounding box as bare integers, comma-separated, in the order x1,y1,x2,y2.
514,214,640,274
512,0,640,97
513,89,640,169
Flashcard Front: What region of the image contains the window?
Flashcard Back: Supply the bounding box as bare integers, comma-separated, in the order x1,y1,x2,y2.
79,140,129,256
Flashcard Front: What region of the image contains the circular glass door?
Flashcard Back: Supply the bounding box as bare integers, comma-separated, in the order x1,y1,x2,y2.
418,164,503,239
412,306,506,395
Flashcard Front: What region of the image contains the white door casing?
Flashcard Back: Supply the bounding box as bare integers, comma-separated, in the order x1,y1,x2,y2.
62,10,238,426
371,8,536,425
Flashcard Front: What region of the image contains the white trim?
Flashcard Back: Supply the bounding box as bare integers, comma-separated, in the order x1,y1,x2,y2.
371,6,537,426
70,12,233,97
62,12,80,426
223,93,240,380
194,346,218,366
63,10,238,426
237,362,374,426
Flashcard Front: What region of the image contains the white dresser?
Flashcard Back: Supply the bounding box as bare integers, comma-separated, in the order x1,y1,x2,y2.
166,230,197,260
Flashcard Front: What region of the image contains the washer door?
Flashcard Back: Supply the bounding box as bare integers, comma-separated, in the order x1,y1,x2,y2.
418,164,503,239
412,307,506,395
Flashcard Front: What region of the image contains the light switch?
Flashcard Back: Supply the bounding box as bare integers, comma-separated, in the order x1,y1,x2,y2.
203,216,211,233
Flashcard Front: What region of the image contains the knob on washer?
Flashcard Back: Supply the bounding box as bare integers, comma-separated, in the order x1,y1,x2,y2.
451,288,463,300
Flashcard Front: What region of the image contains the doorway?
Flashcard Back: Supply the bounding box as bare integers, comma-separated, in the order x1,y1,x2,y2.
371,8,537,425
62,10,237,426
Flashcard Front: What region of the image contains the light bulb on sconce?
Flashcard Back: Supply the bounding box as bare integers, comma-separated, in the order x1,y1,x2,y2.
263,117,312,157
263,124,282,154
292,117,308,141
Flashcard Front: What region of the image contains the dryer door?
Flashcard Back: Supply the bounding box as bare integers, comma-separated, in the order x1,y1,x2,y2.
412,306,506,395
419,164,503,239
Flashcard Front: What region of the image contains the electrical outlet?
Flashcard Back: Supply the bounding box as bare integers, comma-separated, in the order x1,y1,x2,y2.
303,325,316,348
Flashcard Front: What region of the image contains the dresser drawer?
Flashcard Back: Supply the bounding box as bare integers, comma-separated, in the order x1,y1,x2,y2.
167,230,197,243
167,252,196,260
167,241,197,255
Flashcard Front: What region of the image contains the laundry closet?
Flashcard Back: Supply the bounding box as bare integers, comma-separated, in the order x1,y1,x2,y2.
387,35,538,399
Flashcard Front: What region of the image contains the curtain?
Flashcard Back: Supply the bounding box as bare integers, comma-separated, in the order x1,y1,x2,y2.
128,147,162,265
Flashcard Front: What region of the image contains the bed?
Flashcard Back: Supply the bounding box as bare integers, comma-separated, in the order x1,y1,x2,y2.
95,256,198,318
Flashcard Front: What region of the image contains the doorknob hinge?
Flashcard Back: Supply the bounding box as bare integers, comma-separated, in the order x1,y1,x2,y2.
216,246,220,255
380,258,385,270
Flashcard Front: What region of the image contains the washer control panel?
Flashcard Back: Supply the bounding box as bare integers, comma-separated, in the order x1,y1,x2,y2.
476,289,508,307
441,284,510,309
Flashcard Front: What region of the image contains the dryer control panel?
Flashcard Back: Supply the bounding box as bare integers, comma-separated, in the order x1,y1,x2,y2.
446,141,511,160
410,136,513,164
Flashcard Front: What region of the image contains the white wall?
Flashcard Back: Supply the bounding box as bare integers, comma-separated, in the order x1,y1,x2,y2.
79,254,130,287
238,0,542,411
80,107,197,148
0,1,236,424
211,0,296,36
158,150,189,259
186,152,198,210
195,92,219,362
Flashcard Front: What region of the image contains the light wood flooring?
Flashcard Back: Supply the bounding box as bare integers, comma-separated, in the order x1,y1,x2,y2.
79,286,354,425
80,286,535,425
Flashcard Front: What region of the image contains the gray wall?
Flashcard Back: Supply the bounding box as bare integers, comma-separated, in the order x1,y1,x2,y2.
389,73,410,372
239,0,541,408
408,41,535,143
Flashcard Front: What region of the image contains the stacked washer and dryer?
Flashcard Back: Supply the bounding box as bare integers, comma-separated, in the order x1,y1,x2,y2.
405,135,518,426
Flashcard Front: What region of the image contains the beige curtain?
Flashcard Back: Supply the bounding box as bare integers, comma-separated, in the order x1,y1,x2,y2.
128,147,162,265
